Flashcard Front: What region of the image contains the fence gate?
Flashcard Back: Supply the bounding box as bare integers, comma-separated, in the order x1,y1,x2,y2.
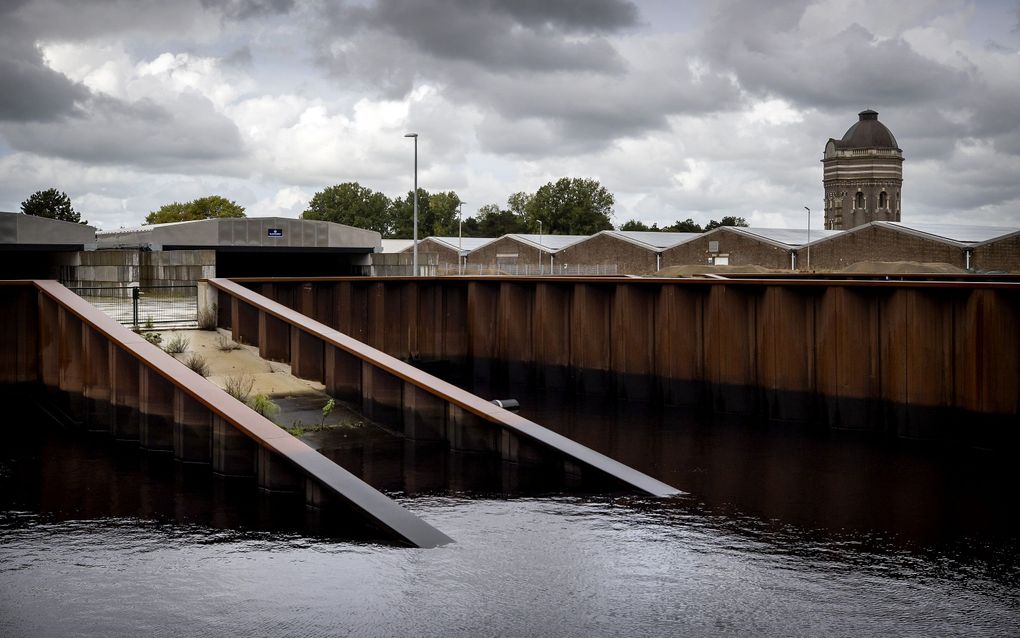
69,285,199,329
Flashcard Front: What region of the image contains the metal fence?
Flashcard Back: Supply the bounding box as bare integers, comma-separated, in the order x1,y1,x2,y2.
68,285,198,329
436,263,620,276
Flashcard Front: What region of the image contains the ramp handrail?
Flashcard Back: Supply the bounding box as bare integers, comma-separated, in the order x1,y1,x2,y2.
209,277,683,497
33,280,452,548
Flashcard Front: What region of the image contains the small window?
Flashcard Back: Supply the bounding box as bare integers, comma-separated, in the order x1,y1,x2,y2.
879,192,888,209
855,192,865,209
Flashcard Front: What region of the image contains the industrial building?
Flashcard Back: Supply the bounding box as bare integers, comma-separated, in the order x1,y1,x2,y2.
802,222,1020,272
660,226,844,271
0,211,97,279
554,231,699,274
462,234,590,274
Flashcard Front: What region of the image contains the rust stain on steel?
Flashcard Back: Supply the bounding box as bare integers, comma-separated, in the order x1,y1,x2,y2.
222,274,1020,291
30,280,453,549
208,277,683,498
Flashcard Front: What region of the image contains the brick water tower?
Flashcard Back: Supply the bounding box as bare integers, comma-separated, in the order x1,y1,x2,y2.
822,110,903,230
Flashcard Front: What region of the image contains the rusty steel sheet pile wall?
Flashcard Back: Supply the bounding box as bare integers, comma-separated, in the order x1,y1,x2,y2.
230,277,1020,445
209,278,680,497
0,280,452,548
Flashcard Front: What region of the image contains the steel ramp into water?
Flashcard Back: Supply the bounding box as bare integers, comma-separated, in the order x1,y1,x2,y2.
31,280,452,549
209,277,683,498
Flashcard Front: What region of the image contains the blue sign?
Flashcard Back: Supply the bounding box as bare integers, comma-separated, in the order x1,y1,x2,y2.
267,228,283,237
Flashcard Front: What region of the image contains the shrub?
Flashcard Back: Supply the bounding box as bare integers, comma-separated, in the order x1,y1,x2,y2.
183,353,210,377
248,393,279,420
197,304,218,330
216,334,242,351
142,332,162,347
163,333,190,354
223,373,255,403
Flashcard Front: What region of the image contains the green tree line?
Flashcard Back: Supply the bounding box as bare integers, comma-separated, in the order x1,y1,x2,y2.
302,177,617,239
19,183,748,236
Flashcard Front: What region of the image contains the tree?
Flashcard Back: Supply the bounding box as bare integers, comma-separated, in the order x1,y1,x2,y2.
302,182,392,235
662,218,703,233
704,216,749,231
146,195,245,224
472,202,528,237
525,178,614,235
390,189,430,239
21,188,86,224
385,189,464,239
619,219,651,231
428,191,463,237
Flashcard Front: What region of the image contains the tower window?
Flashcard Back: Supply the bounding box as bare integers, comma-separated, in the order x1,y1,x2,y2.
855,192,864,209
879,192,888,209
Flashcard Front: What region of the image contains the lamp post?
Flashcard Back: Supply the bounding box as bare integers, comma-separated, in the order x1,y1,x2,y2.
803,206,811,272
537,219,543,275
458,200,465,275
404,132,418,275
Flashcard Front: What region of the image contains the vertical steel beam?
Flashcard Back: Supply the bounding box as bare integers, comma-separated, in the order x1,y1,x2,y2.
109,343,140,440
139,365,174,450
172,388,212,463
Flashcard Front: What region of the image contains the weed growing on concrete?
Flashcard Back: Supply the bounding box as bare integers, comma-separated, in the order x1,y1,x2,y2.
216,334,242,351
284,425,304,437
142,332,162,347
163,333,190,354
223,373,255,403
183,353,210,377
320,398,335,428
249,393,279,420
197,303,218,330
143,316,155,331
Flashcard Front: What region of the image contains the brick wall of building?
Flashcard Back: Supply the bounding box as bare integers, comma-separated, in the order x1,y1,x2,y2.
554,233,658,274
973,234,1020,273
661,230,794,270
401,241,459,268
803,226,965,271
467,236,548,270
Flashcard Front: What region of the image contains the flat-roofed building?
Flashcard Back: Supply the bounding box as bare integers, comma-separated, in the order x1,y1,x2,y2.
555,230,700,274
0,211,97,279
803,221,1020,272
97,216,381,278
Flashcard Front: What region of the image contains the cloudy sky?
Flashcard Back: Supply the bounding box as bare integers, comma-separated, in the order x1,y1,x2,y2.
1,0,1019,231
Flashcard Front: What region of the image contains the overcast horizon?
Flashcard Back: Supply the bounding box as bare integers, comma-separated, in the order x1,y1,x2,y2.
1,0,1019,231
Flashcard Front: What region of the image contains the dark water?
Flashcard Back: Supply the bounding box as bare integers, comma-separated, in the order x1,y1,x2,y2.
2,395,1019,636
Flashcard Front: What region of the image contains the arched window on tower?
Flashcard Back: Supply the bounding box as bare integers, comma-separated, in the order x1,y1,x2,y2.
855,191,865,210
896,193,900,212
879,191,888,209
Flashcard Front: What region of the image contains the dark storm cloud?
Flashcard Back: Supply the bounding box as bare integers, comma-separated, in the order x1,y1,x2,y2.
0,0,249,166
0,2,85,121
200,0,295,20
701,5,970,109
322,0,634,76
314,0,741,154
0,92,245,169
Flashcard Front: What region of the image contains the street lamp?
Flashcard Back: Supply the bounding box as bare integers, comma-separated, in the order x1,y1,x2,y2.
458,200,465,275
803,206,811,272
404,132,418,276
537,220,543,275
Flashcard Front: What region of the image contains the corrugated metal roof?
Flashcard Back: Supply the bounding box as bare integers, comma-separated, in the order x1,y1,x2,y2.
381,239,415,253
882,222,1020,244
731,227,845,247
606,231,701,249
423,236,499,252
510,234,589,251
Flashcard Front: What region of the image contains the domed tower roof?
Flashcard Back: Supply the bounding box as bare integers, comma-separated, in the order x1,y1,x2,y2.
834,109,899,150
